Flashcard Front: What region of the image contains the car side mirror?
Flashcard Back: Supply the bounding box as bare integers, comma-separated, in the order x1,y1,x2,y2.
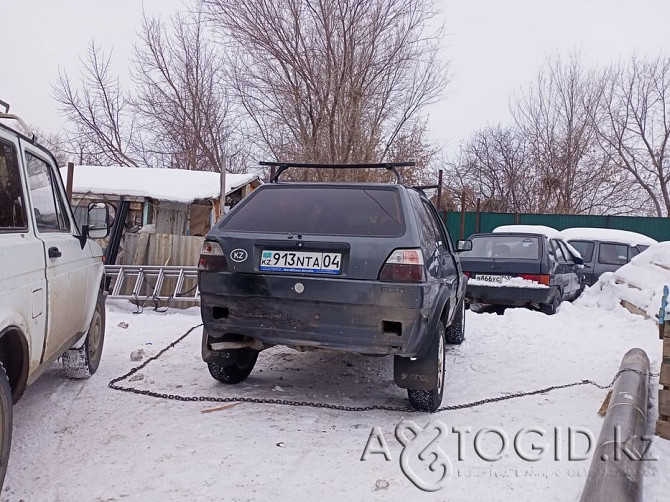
87,202,112,239
574,256,584,266
456,240,473,252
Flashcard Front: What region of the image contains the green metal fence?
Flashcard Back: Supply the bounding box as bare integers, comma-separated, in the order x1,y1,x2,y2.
442,211,670,243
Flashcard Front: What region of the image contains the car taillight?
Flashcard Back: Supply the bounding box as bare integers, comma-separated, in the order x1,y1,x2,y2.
199,241,228,272
463,271,470,278
379,249,425,283
520,274,550,286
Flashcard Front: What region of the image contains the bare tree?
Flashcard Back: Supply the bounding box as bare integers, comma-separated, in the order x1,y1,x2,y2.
460,126,537,212
203,0,448,180
593,55,670,216
132,10,243,172
53,42,139,166
512,55,636,215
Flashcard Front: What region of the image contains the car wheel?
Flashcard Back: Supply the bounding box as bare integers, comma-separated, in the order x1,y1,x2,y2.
207,348,259,384
540,293,561,316
63,293,106,379
445,299,465,344
407,324,445,412
0,364,12,489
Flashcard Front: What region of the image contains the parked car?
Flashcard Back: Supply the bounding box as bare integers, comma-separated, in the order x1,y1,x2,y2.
0,105,111,487
459,225,584,315
198,163,470,411
559,228,658,287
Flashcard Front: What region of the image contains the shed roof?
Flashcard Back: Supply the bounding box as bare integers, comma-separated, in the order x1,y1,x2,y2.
60,165,261,204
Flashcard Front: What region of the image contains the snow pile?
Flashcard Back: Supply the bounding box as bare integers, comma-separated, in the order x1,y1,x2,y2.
578,241,670,320
59,165,261,204
560,227,657,247
467,276,549,289
493,224,560,238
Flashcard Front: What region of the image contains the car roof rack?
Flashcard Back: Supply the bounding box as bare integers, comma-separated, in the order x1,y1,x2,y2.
260,161,416,184
412,184,439,198
0,99,36,141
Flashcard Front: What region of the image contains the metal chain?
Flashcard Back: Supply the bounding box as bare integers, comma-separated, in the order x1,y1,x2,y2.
108,323,660,413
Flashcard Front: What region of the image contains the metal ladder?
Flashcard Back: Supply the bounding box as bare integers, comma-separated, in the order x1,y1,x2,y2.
105,265,200,304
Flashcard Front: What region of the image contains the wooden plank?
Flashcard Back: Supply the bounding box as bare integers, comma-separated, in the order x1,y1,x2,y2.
655,419,670,440
132,232,151,265
620,299,650,319
660,364,670,387
664,337,670,360
659,389,670,417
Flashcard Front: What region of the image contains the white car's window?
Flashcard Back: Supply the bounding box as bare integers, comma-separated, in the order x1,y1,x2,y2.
25,152,71,233
0,140,28,231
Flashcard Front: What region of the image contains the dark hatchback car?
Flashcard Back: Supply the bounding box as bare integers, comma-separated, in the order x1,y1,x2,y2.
559,228,657,287
198,164,469,411
459,227,583,315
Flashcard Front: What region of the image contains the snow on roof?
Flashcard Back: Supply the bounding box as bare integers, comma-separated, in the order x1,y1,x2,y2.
493,225,561,239
559,227,658,247
578,241,670,319
60,165,261,204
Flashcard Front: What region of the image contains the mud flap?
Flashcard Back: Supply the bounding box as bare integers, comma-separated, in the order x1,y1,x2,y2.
394,354,438,390
201,329,242,366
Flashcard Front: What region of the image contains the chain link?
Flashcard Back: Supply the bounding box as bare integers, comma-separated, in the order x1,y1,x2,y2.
108,323,660,413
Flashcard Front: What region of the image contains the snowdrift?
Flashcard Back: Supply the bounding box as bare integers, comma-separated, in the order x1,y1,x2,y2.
578,241,670,320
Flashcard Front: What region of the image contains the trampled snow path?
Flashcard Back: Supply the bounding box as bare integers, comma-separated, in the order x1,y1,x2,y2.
3,299,669,501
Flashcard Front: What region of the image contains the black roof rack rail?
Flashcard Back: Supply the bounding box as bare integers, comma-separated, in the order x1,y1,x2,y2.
259,161,416,184
412,184,439,199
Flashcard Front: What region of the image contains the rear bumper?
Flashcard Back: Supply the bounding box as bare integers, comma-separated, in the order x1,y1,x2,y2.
466,284,557,306
199,272,436,357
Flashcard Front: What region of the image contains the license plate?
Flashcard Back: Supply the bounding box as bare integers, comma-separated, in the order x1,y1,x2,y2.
260,250,342,274
474,274,514,283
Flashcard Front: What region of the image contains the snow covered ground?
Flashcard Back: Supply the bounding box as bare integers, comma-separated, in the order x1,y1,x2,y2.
3,297,669,501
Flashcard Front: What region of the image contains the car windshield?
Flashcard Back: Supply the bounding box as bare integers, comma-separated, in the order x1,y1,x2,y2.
221,186,404,236
568,240,595,262
460,235,540,260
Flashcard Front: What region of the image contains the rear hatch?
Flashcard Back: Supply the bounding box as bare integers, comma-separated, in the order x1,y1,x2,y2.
208,184,410,281
459,233,545,285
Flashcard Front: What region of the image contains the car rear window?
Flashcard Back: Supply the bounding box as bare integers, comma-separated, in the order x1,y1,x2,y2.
460,235,540,259
568,240,594,262
221,186,404,236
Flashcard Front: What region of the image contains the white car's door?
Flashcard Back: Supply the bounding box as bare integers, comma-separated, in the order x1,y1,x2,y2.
21,142,88,361
0,129,47,375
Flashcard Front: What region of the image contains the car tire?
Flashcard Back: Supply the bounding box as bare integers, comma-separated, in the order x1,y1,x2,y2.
445,299,466,345
63,293,106,379
207,349,259,384
540,293,561,316
407,324,445,412
0,364,12,489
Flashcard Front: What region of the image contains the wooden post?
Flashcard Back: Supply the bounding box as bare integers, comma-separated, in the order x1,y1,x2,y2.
459,190,466,239
656,287,670,439
66,162,74,203
437,170,443,211
219,157,227,216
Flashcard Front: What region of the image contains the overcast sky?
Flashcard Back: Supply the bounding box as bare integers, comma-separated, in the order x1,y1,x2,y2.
1,0,669,159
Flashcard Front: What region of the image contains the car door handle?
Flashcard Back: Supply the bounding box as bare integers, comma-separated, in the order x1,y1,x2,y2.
48,246,62,258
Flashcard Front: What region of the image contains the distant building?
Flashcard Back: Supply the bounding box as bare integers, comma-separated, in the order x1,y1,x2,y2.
62,165,262,236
